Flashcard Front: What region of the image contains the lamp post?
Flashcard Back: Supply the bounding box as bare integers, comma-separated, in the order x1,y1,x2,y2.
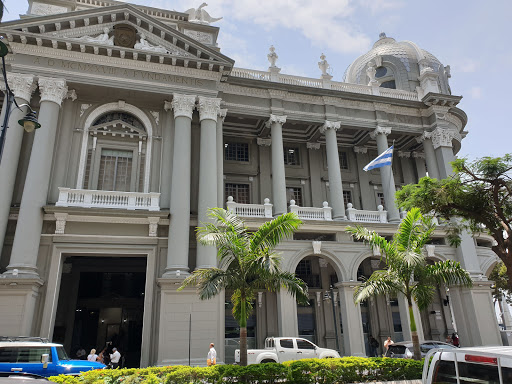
324,285,340,353
0,37,41,164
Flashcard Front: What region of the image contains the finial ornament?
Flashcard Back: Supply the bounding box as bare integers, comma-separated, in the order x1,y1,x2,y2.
268,45,278,68
379,32,387,39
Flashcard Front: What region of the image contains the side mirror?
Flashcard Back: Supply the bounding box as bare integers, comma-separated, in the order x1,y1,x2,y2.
41,354,49,369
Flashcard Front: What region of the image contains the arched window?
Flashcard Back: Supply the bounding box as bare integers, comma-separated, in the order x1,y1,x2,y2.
83,112,147,192
375,66,397,89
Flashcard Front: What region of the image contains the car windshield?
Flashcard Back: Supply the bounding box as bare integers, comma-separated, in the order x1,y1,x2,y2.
56,347,70,361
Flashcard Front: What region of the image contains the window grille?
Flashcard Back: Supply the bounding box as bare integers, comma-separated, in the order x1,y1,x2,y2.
343,190,352,207
339,151,349,170
97,149,133,192
225,183,250,204
286,187,303,206
296,260,312,275
284,147,300,166
224,142,249,162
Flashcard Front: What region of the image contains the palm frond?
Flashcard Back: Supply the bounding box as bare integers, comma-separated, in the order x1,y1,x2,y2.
423,260,473,288
231,290,255,324
250,212,303,253
346,225,397,261
354,270,402,303
411,284,435,310
177,268,230,300
262,271,309,305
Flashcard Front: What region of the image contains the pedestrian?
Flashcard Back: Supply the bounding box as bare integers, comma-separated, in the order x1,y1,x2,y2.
369,336,379,357
452,333,460,347
207,343,217,366
87,349,98,362
76,346,86,360
446,334,452,345
384,336,394,351
109,347,121,369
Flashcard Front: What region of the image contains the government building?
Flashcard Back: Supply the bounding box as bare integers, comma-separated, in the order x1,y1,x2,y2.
0,0,502,367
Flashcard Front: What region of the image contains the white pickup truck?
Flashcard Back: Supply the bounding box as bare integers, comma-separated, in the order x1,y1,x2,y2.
234,337,340,365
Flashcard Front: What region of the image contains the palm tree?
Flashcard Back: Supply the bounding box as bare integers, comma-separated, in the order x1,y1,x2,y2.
346,208,472,360
178,208,309,366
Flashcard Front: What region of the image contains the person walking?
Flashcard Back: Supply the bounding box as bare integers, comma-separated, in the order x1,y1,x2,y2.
384,336,394,352
109,347,121,369
369,336,380,357
87,349,98,362
207,343,217,366
452,333,460,347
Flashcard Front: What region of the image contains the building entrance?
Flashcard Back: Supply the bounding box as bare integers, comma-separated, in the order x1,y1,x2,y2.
52,256,146,368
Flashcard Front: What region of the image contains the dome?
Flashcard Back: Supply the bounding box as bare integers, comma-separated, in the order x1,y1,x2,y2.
343,33,451,95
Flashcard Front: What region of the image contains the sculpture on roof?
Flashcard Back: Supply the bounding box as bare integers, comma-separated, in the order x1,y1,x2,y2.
267,46,278,68
134,33,169,54
72,27,114,45
185,3,222,25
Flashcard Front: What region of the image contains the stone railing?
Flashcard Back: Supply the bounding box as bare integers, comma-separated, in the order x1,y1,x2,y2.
346,203,387,223
230,67,420,101
289,200,332,221
56,187,160,211
226,196,273,218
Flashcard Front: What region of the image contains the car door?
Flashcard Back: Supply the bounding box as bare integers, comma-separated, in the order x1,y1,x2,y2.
10,346,55,377
296,339,317,359
275,339,297,362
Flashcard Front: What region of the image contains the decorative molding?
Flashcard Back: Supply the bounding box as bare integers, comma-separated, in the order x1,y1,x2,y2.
54,213,68,234
150,111,160,125
415,131,432,143
312,241,322,255
218,108,228,122
307,142,321,150
369,126,391,139
171,93,196,119
66,89,77,101
397,151,411,158
268,89,288,100
265,114,287,128
323,96,375,111
197,96,221,122
412,152,426,159
354,146,368,154
38,77,68,106
320,120,341,134
217,83,269,99
445,113,463,131
163,100,172,111
80,103,92,117
257,138,272,146
6,73,36,101
31,2,68,15
183,29,213,45
148,217,160,237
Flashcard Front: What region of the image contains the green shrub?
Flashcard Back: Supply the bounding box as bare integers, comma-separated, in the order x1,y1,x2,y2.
49,357,423,384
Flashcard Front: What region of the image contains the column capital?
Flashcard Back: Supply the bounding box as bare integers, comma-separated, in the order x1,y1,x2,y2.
197,96,221,122
415,131,432,143
306,142,320,150
412,151,425,159
7,73,36,101
218,108,228,122
38,77,68,106
354,146,367,154
369,126,391,139
320,120,341,134
171,93,196,119
257,137,272,146
397,151,411,158
265,114,287,128
431,127,461,149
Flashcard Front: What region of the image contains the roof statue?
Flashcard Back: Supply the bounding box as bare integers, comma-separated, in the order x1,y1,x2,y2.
267,45,278,68
318,53,332,79
185,3,222,25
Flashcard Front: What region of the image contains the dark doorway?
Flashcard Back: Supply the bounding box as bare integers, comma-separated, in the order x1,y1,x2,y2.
53,256,146,368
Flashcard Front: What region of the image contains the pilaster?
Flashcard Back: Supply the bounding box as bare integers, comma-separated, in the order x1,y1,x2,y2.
276,289,298,337
337,282,366,356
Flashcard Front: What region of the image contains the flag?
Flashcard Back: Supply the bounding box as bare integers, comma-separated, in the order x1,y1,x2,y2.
363,145,394,172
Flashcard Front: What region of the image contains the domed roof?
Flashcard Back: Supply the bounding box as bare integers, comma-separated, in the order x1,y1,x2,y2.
343,33,448,93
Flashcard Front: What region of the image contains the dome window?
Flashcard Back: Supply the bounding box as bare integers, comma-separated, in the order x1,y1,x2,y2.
375,66,388,78
380,80,396,89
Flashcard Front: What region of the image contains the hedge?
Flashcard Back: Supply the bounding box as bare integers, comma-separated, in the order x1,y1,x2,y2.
49,357,423,384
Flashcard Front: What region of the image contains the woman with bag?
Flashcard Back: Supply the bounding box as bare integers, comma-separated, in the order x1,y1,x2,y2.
207,343,216,366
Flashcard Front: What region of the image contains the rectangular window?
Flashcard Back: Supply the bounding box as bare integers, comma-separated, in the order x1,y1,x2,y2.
377,192,386,209
296,339,316,350
16,347,52,363
339,151,349,170
97,149,133,192
343,190,352,207
224,142,249,162
284,147,300,166
225,183,250,204
286,187,303,206
279,339,294,349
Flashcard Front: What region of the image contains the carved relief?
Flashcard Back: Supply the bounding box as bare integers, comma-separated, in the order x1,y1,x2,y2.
257,138,271,146
114,24,137,48
148,217,160,237
54,213,68,234
183,29,213,45
354,146,368,154
218,108,228,122
430,127,460,149
197,96,221,122
80,104,92,117
38,77,68,106
150,111,160,125
307,142,321,150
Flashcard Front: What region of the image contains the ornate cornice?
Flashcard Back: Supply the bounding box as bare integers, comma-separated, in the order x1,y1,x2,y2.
197,96,221,122
6,73,36,101
257,138,272,146
306,142,321,150
218,108,228,122
431,127,462,149
268,89,288,100
397,151,410,158
171,93,196,119
320,120,341,134
369,126,391,139
38,77,68,106
265,114,287,128
354,146,367,154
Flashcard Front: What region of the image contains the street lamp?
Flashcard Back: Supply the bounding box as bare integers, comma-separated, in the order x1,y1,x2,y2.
324,285,340,353
0,37,41,163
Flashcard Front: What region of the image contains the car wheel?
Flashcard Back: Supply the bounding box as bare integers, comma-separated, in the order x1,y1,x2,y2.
261,359,276,364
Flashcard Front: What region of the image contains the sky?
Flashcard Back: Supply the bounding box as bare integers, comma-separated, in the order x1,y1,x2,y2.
3,0,511,160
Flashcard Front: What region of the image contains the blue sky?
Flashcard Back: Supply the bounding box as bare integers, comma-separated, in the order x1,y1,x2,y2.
3,0,511,160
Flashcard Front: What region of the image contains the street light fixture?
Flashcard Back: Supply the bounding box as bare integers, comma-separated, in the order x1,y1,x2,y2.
0,37,41,163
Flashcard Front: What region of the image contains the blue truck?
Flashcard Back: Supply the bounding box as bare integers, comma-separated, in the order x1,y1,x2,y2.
0,337,105,377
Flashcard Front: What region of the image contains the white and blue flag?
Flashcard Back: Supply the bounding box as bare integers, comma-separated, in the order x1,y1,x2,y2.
363,145,394,171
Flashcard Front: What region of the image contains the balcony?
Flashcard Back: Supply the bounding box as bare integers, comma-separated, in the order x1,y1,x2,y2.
56,187,160,211
345,203,387,223
226,196,273,218
289,200,332,221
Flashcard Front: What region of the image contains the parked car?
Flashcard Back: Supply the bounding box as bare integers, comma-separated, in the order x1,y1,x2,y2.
422,346,512,384
385,340,456,359
234,337,340,365
0,337,105,377
0,372,49,384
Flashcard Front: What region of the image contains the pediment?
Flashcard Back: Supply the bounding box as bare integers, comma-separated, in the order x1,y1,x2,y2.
0,4,234,75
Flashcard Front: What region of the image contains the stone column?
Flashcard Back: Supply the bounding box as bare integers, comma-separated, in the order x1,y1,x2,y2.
159,101,174,209
5,77,68,277
354,146,374,210
267,114,287,216
398,293,424,342
321,121,346,220
337,282,366,356
163,93,196,277
413,152,427,180
370,126,400,223
0,73,36,255
276,290,298,337
217,109,227,207
398,151,415,184
416,132,440,179
196,96,220,270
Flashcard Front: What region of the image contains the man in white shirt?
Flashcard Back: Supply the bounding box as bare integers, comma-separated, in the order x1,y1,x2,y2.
109,347,121,369
384,336,394,351
207,343,217,366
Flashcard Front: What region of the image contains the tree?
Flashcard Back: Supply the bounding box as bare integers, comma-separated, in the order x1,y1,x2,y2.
178,208,309,366
396,155,512,289
346,208,472,360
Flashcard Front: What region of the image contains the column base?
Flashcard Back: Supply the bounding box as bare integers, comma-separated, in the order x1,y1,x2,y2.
3,264,40,279
333,215,348,221
162,266,190,278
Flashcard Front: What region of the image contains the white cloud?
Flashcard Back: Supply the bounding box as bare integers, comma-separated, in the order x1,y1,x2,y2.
452,59,480,73
359,0,405,15
469,86,482,99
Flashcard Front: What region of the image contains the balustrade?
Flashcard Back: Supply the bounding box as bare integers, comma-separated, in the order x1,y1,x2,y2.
345,203,387,223
289,200,332,221
226,196,273,218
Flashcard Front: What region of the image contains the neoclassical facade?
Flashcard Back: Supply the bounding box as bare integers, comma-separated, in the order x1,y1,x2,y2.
0,0,501,367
